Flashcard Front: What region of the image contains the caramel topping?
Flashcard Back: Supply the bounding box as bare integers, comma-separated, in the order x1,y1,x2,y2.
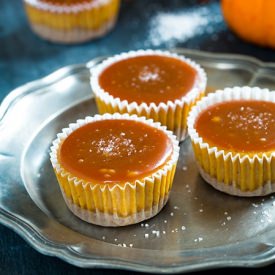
99,55,198,104
195,100,275,153
59,119,173,183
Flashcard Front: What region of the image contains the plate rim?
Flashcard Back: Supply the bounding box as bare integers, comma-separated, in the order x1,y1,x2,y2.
2,48,275,273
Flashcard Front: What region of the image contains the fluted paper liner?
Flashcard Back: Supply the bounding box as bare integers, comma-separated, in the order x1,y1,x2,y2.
90,50,207,141
50,113,179,226
24,0,120,43
187,86,275,197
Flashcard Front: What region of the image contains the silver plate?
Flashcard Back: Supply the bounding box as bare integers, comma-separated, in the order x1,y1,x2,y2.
1,48,275,273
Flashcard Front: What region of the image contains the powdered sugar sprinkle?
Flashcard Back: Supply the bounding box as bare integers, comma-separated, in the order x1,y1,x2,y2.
146,6,223,47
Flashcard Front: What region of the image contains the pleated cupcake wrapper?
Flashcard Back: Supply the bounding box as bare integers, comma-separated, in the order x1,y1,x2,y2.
187,86,275,197
90,50,207,141
50,113,179,226
60,191,169,227
24,0,120,42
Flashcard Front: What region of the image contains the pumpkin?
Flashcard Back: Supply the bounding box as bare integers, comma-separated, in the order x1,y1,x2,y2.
221,0,275,48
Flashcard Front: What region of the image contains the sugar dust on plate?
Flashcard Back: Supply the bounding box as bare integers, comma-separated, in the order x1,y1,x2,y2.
146,4,224,47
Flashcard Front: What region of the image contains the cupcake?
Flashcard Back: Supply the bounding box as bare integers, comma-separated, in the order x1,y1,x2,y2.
90,50,207,141
24,0,120,43
50,113,179,226
187,86,275,197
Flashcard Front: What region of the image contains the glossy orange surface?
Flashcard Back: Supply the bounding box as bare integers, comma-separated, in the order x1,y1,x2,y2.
59,119,173,183
99,55,197,104
222,0,275,49
195,100,275,153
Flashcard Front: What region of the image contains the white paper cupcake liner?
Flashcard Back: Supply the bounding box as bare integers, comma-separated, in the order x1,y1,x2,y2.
187,86,275,197
50,113,179,226
198,167,275,197
30,19,116,43
90,49,207,141
62,192,169,226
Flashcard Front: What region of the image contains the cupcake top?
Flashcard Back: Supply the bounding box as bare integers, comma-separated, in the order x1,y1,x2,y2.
55,114,178,184
40,0,91,4
91,50,206,106
188,86,275,155
195,100,275,153
25,0,109,11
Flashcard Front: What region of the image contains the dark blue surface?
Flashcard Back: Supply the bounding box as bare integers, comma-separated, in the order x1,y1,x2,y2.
1,0,275,274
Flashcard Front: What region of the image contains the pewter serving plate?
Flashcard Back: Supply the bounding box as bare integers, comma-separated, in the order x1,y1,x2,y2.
1,48,275,273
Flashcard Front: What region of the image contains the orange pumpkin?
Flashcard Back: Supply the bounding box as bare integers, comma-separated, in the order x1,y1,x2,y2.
221,0,275,48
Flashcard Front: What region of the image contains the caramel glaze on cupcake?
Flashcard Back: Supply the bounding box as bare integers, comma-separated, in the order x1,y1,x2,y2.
188,86,275,197
24,0,120,43
50,113,179,226
99,54,197,105
195,100,275,154
60,118,173,183
91,50,207,141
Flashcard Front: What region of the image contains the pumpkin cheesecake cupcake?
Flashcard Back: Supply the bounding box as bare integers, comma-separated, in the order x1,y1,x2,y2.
90,50,207,141
24,0,120,43
188,86,275,196
50,113,179,226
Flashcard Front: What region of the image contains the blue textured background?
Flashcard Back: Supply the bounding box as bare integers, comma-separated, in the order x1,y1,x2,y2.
1,0,275,274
